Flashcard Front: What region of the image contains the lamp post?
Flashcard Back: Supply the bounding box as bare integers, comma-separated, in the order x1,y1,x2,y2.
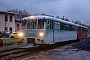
4,22,7,39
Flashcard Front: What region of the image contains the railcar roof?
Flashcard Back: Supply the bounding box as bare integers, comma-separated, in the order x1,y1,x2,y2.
22,15,87,28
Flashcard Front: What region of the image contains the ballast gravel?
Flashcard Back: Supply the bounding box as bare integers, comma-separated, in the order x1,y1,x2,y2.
72,37,90,51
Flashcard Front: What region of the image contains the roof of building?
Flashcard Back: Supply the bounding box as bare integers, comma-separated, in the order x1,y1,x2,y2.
0,11,15,15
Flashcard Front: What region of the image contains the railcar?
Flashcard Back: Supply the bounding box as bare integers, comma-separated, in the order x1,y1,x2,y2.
77,25,88,39
20,15,88,45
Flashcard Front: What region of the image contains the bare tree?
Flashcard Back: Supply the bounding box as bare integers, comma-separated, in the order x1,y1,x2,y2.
56,16,60,19
8,9,29,19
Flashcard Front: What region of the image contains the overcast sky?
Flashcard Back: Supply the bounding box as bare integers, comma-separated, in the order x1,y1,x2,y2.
0,0,90,25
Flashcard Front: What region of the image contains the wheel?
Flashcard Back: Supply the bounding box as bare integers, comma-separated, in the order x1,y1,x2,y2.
11,36,14,38
0,39,3,46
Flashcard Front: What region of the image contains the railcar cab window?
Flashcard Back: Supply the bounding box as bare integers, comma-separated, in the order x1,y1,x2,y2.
37,19,44,29
27,19,37,29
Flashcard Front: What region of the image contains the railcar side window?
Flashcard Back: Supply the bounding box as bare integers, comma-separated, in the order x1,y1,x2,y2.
81,27,83,32
37,19,44,29
81,27,88,32
74,26,76,31
86,28,88,32
60,22,65,30
47,20,49,29
69,25,76,31
65,24,69,30
69,25,72,31
47,20,54,29
72,25,76,31
27,19,37,29
54,21,60,30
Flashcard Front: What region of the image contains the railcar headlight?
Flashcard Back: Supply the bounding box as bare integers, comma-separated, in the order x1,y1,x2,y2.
30,16,34,20
39,32,44,37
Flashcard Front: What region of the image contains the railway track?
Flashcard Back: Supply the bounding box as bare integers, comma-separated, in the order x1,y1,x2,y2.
0,40,79,60
0,46,40,60
0,48,26,60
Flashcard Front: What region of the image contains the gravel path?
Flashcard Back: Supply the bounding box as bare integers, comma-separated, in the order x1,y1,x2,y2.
15,44,90,60
15,37,90,60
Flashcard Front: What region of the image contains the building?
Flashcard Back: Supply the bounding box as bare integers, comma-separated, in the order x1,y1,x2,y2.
15,18,22,32
0,11,15,32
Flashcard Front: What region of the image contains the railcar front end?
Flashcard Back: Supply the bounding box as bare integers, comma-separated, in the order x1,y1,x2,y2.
21,16,48,45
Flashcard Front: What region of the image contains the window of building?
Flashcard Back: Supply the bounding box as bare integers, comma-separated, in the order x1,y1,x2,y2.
5,15,8,22
9,27,12,32
17,24,19,30
10,15,12,22
5,27,8,31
